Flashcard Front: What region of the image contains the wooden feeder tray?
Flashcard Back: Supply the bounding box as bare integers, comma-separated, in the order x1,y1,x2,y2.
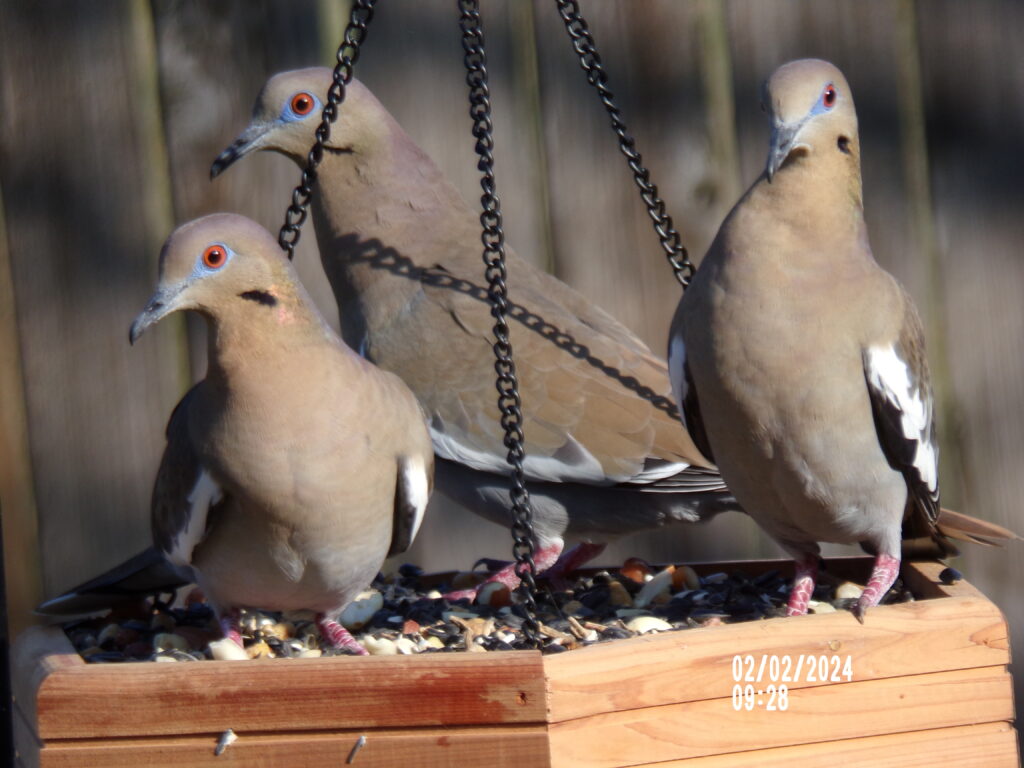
12,558,1017,767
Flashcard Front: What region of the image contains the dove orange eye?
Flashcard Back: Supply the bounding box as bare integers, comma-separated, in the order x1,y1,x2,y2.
291,92,315,116
822,85,837,108
203,245,227,269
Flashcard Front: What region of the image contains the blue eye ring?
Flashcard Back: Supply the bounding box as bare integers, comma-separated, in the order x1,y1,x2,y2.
283,91,320,122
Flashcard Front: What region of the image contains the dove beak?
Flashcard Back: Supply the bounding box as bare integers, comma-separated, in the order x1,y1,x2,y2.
766,120,810,182
211,121,274,179
130,285,185,345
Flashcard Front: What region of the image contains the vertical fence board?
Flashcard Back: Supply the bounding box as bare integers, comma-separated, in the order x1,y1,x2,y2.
914,0,1024,751
0,175,43,642
0,1,185,601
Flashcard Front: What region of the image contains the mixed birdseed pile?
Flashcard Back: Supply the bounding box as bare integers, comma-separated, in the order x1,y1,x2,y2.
64,559,918,663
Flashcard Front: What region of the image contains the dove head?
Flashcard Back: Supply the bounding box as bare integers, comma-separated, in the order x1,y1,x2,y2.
762,59,859,183
210,68,386,177
130,214,296,343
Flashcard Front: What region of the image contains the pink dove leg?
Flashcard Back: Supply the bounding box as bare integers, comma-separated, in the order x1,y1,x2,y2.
852,553,900,623
444,540,564,602
543,541,607,590
317,613,369,655
786,555,818,617
218,608,244,647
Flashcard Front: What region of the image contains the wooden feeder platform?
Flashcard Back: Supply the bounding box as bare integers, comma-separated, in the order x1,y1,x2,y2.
11,559,1018,767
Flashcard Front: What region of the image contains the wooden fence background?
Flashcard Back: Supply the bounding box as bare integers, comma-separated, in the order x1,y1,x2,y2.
1,0,1022,736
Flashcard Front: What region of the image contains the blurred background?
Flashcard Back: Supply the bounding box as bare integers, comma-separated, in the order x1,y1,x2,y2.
1,0,1021,735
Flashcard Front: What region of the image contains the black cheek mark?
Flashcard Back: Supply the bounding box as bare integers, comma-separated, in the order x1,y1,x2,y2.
838,136,851,154
239,290,278,307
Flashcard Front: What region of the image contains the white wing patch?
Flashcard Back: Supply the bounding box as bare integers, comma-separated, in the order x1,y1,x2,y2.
401,455,430,546
429,424,610,484
865,345,938,494
629,459,692,484
667,333,688,431
166,470,223,568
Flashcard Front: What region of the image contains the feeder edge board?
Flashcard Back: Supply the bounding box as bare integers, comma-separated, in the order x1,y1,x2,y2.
621,721,1019,767
546,664,1013,768
20,632,545,739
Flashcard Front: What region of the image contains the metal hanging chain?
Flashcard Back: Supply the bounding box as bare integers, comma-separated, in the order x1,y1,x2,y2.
554,0,695,288
458,0,544,650
277,0,377,260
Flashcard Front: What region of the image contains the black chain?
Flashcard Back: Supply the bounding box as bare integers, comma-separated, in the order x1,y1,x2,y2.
554,0,695,287
458,0,544,649
277,0,377,260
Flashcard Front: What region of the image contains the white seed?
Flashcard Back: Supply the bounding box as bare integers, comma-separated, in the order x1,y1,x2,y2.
626,615,673,634
835,582,864,600
209,639,249,661
340,591,384,630
361,635,398,656
634,567,674,608
395,637,417,655
809,601,837,614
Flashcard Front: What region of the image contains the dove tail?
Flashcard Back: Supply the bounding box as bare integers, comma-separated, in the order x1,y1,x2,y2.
935,507,1021,548
35,547,191,618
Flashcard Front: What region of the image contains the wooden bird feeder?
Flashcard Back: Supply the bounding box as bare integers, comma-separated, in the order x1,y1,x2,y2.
12,559,1017,767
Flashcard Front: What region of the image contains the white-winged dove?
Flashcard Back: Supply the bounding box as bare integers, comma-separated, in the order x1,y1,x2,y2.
119,213,433,652
669,59,1017,621
210,68,739,597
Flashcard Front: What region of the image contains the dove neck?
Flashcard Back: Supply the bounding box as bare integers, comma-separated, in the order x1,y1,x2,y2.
202,283,336,386
309,126,471,352
313,125,466,249
751,147,867,253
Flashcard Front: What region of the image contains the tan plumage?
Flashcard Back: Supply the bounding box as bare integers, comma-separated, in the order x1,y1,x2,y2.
211,69,737,580
129,213,433,651
669,59,1015,621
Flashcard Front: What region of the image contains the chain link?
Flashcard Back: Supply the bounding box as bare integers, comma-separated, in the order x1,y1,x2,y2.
554,0,694,288
277,0,377,260
458,0,544,650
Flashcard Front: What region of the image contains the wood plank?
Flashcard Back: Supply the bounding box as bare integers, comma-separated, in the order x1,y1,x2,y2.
35,725,550,768
901,559,990,601
548,666,1013,768
34,647,545,739
545,590,1007,723
634,722,1018,768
